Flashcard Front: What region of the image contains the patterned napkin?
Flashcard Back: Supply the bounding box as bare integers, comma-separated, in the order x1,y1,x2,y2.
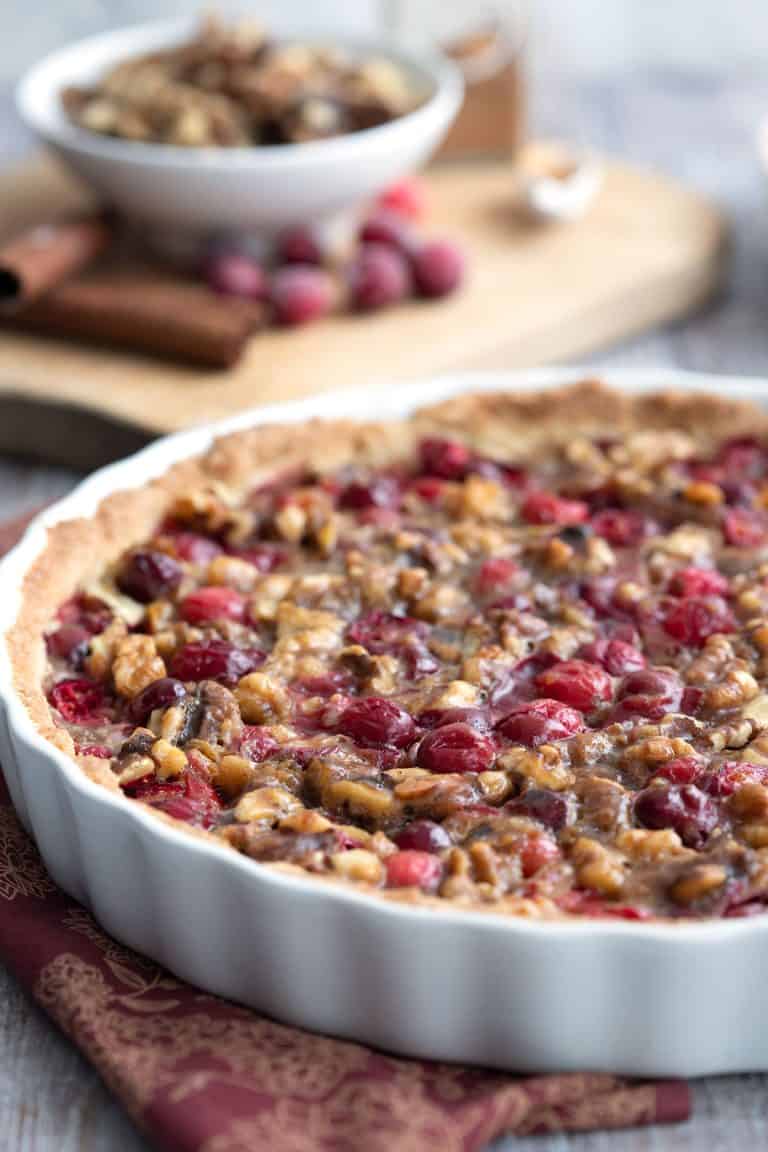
0,513,690,1151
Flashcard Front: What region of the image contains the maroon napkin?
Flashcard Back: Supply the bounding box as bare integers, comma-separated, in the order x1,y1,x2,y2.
0,512,690,1150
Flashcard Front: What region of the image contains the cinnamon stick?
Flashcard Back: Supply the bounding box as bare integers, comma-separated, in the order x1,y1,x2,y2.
0,216,111,312
7,270,265,368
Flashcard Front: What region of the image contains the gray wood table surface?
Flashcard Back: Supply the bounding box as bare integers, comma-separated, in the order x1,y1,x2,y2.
3,69,768,1150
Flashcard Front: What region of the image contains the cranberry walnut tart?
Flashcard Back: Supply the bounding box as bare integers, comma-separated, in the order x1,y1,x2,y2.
13,380,768,922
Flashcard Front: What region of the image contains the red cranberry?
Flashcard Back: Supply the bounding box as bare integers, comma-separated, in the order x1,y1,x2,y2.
240,725,280,762
725,900,768,919
271,266,333,326
170,641,264,685
634,783,717,848
488,656,548,717
559,893,651,920
385,850,443,891
48,679,108,724
346,614,433,678
578,637,646,676
418,706,492,733
126,769,221,829
227,544,287,573
359,211,414,251
410,476,445,504
77,744,112,758
620,667,677,698
520,833,560,876
663,595,735,647
169,532,222,565
418,437,472,480
670,567,729,598
417,723,495,774
485,462,528,489
377,178,426,221
46,624,91,667
358,507,400,529
590,509,652,547
276,226,323,265
700,760,768,798
681,686,704,715
535,660,612,712
117,549,183,603
411,239,465,298
600,904,652,921
179,586,246,624
402,645,439,680
612,667,683,721
467,458,525,490
721,480,757,506
609,622,643,645
393,819,451,853
337,696,415,749
723,508,766,548
205,251,267,299
687,460,723,485
460,803,498,819
57,595,112,635
126,677,186,725
489,594,535,615
348,610,427,652
474,557,519,595
294,670,353,699
717,436,765,477
653,757,703,786
580,576,627,621
521,492,589,526
511,788,569,831
349,244,411,311
496,698,584,748
339,474,400,510
464,457,503,484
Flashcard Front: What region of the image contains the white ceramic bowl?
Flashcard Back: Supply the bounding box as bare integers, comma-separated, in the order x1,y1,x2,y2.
16,20,462,246
5,369,768,1078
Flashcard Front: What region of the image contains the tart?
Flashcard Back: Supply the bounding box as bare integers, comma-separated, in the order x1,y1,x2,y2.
13,380,768,921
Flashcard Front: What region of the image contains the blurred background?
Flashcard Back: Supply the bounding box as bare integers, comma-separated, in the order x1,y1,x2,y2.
3,1,768,81
3,1,768,373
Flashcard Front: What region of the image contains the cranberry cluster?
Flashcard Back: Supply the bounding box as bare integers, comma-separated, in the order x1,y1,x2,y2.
204,179,465,325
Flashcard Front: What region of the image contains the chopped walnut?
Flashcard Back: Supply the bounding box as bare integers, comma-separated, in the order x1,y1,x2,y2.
331,849,384,885
669,865,726,905
235,672,291,724
498,746,575,791
112,635,166,699
571,836,626,897
151,739,187,780
207,555,260,592
198,681,244,748
85,617,128,680
235,786,302,824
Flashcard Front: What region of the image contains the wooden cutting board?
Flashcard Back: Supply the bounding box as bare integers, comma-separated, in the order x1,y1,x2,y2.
0,146,726,468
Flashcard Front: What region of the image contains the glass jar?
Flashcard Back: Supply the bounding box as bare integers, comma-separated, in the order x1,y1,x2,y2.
382,0,528,159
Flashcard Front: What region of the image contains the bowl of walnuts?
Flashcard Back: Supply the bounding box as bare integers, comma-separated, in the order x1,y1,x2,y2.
17,16,463,248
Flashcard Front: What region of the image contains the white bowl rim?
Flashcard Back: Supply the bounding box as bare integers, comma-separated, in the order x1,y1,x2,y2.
16,17,464,171
4,367,768,942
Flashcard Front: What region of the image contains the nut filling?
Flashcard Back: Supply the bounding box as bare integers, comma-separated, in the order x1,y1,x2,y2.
41,399,768,919
62,18,424,148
